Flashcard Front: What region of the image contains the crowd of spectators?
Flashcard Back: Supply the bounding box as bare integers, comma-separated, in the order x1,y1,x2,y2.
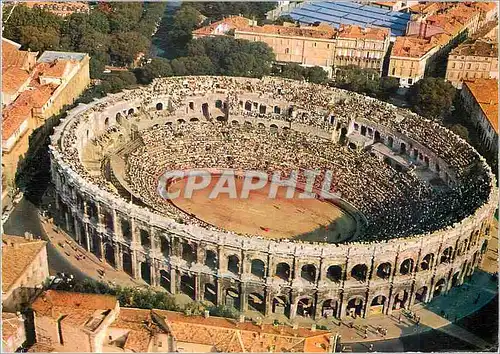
53,76,493,243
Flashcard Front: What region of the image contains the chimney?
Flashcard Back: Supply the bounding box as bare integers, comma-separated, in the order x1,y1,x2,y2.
311,324,317,332
24,232,33,241
292,322,299,330
203,310,210,318
239,314,245,323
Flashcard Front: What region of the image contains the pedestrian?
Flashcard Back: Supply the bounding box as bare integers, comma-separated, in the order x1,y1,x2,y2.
369,344,374,352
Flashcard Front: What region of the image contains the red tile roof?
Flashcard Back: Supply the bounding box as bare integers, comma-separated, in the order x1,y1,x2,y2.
237,23,337,39
2,312,23,343
193,16,252,36
463,78,498,133
338,24,389,41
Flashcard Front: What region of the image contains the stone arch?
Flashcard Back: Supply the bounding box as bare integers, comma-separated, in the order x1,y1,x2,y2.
248,292,265,314
272,296,290,317
180,274,196,300
376,262,392,280
340,127,347,140
399,258,414,275
258,122,266,130
481,240,488,254
250,259,266,278
225,288,240,310
270,124,278,132
190,117,199,122
104,117,110,127
360,126,367,136
128,108,134,116
105,243,115,267
351,264,368,282
156,102,163,110
301,264,316,282
202,103,209,117
141,262,151,284
160,269,170,291
346,297,364,318
274,106,281,114
231,120,239,126
392,290,409,310
245,101,252,111
160,238,170,257
204,283,217,304
121,220,131,240
275,262,290,281
216,116,225,122
400,142,406,154
296,297,314,318
374,130,381,142
182,243,196,264
387,136,394,148
321,299,338,318
116,112,123,124
433,278,446,297
140,229,150,248
327,265,342,283
451,270,461,287
205,250,217,270
228,255,240,275
259,105,266,114
369,294,387,315
415,286,428,303
440,246,453,264
215,100,223,109
420,253,434,271
177,119,185,124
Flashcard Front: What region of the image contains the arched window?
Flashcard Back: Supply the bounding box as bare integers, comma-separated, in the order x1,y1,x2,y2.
275,262,290,280
251,259,265,278
301,264,316,282
399,259,413,275
351,264,368,282
156,102,163,110
228,255,240,275
376,262,391,279
327,265,342,282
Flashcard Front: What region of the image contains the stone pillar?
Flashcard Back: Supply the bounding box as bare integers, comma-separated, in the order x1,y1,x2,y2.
387,293,396,316
216,280,223,306
97,204,105,228
289,292,298,320
84,223,91,252
131,250,139,279
74,217,82,244
240,284,248,312
264,291,271,317
65,212,71,232
130,218,138,244
99,235,105,261
339,297,347,319
197,246,205,265
83,200,89,218
113,209,122,239
114,244,122,270
170,269,177,294
150,262,157,287
194,275,202,302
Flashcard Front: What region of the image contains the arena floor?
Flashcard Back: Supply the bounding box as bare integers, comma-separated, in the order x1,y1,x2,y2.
167,175,357,242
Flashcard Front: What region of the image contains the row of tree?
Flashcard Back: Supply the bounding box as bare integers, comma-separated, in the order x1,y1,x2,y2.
3,2,166,77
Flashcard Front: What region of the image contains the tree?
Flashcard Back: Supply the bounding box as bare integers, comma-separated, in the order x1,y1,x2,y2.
135,58,173,84
190,2,277,22
19,25,60,52
110,32,150,66
407,77,456,120
334,65,380,96
378,76,400,100
305,66,328,84
3,6,62,42
100,71,137,93
273,15,295,25
278,63,306,81
449,124,470,141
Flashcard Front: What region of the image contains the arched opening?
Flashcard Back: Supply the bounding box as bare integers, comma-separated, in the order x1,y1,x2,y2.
182,243,196,264
165,121,173,126
420,253,434,271
272,296,290,317
297,298,314,318
259,105,266,114
225,288,240,310
122,252,133,276
412,148,418,159
376,262,391,280
205,250,217,270
245,101,252,111
204,283,217,304
392,290,409,310
321,299,338,318
374,131,381,142
415,286,428,303
327,265,342,283
351,264,368,282
228,255,240,275
128,108,134,116
160,269,170,291
140,229,150,248
340,127,348,141
481,240,488,254
116,112,122,124
189,102,194,110
348,142,357,150
231,120,239,126
424,156,429,166
180,275,196,300
141,262,151,285
275,263,290,281
346,297,364,318
244,121,252,127
248,293,265,314
360,126,367,136
258,122,266,130
400,142,406,154
216,116,225,122
251,259,265,278
121,220,131,240
202,103,209,118
190,117,199,122
270,124,278,132
160,238,170,257
440,247,453,264
177,119,185,124
215,100,223,109
370,295,387,316
156,102,163,110
301,264,316,283
451,271,461,287
274,106,281,114
105,244,115,267
387,136,394,148
433,278,446,297
104,117,110,127
367,127,373,138
400,259,414,275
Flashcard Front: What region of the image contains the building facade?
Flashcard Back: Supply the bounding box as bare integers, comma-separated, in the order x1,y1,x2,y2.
2,234,49,312
461,79,498,154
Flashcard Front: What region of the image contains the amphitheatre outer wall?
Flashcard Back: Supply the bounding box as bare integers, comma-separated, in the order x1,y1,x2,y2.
49,77,497,321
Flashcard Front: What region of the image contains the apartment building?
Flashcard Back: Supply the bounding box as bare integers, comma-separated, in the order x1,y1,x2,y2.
461,78,498,154
1,38,90,208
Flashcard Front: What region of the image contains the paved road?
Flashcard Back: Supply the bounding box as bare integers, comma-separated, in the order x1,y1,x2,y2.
3,198,89,281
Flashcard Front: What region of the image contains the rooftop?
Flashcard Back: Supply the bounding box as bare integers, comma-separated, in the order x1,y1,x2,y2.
463,78,498,133
280,1,411,36
450,39,498,58
237,23,337,39
2,235,47,293
37,51,87,63
2,312,24,343
2,38,37,95
391,35,436,58
337,24,390,40
193,16,253,36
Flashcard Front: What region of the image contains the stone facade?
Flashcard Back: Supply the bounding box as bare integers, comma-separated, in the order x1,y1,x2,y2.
48,77,497,322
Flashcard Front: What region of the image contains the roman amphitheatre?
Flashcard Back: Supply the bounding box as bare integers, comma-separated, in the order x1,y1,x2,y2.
49,76,497,320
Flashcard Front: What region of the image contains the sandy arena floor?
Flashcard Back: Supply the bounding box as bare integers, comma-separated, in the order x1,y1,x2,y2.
167,175,357,242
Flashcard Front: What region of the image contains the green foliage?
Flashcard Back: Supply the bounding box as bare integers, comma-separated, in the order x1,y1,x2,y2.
135,58,173,84
274,64,328,84
189,2,277,22
208,304,240,319
407,77,457,120
273,15,295,25
3,6,62,42
448,124,470,141
101,71,138,93
110,32,150,66
19,25,60,52
304,66,329,84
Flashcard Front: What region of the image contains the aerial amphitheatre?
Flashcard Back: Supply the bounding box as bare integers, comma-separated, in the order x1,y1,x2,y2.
49,76,497,320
